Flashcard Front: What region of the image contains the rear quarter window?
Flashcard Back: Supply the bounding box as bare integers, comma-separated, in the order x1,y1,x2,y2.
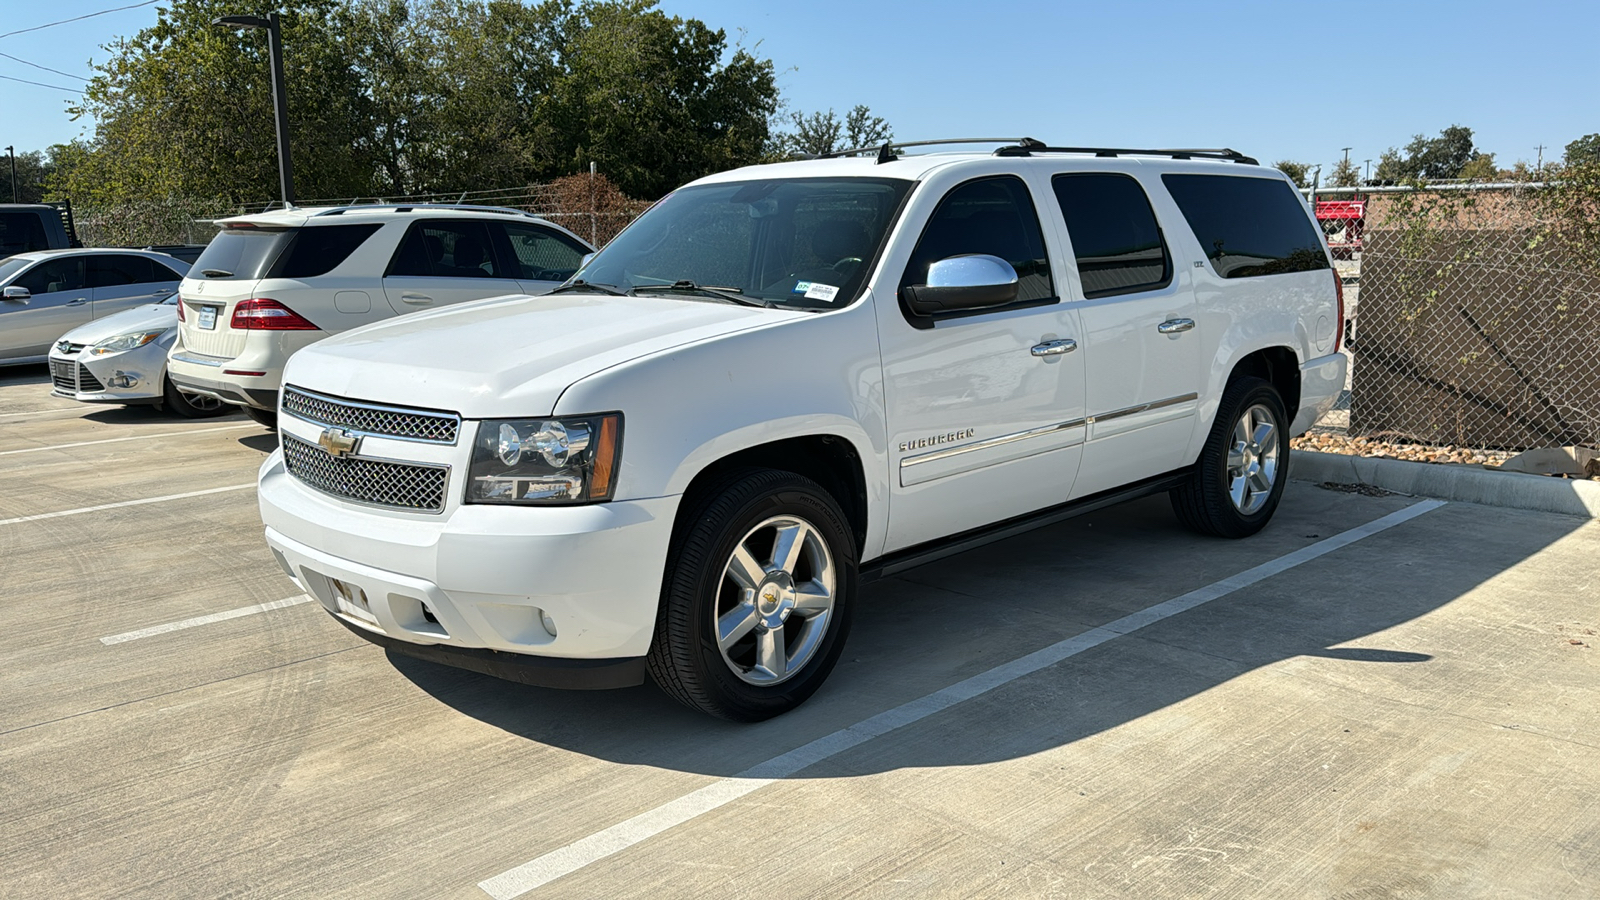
1160,174,1329,279
268,224,383,279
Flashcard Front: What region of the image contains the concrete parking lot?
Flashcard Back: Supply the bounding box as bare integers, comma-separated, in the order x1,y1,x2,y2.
2,363,1597,899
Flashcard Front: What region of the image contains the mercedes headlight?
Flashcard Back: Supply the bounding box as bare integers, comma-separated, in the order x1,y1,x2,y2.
466,413,622,505
89,330,165,355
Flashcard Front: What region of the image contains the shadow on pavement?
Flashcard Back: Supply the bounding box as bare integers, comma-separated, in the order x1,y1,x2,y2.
390,488,1585,778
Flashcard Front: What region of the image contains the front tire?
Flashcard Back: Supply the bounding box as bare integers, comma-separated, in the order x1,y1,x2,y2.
1170,376,1290,538
647,468,857,722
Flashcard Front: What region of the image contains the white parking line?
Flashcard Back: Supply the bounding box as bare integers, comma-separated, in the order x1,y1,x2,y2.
0,423,259,456
0,408,87,420
0,483,256,527
100,595,315,645
478,498,1449,899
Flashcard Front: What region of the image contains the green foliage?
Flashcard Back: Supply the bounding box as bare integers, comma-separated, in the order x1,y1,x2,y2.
1534,159,1600,274
1,148,58,203
51,0,782,204
771,104,892,158
1326,157,1360,188
1565,134,1600,168
1458,153,1498,180
1373,125,1487,183
1272,160,1311,188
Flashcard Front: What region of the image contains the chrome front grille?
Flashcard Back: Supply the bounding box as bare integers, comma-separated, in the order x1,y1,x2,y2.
49,358,102,393
282,385,460,444
281,433,449,512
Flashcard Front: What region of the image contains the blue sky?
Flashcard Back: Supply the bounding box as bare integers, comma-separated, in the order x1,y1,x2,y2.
3,0,1597,177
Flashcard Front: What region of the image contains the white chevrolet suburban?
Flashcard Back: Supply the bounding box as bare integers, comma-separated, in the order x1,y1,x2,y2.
258,140,1346,721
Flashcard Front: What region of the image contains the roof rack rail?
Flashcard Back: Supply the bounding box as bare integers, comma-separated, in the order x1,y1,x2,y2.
311,203,540,217
813,137,1042,165
993,144,1259,165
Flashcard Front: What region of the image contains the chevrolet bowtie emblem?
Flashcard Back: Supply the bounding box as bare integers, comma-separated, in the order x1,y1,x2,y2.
318,427,360,457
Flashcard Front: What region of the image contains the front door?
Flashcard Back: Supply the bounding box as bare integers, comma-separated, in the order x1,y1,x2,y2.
874,173,1087,553
2,256,90,361
1048,171,1202,499
381,219,528,314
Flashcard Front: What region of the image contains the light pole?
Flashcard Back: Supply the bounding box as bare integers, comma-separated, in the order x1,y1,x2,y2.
213,12,295,207
5,146,15,203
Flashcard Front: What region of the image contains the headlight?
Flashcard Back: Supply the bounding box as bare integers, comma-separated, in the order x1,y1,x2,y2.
90,330,165,355
467,413,622,505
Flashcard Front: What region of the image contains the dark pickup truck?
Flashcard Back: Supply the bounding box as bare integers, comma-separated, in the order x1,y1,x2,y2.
0,202,81,259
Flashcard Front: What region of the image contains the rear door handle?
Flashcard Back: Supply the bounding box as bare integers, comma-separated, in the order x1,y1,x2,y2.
152,289,174,297
1030,338,1077,357
400,294,434,305
1157,318,1195,334
66,298,88,306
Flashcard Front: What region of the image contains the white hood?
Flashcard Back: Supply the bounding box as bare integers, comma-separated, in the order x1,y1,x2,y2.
282,291,807,418
56,303,178,347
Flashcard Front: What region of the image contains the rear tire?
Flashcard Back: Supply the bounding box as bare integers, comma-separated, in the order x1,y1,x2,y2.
161,376,230,418
241,406,278,430
1170,376,1290,538
647,468,857,722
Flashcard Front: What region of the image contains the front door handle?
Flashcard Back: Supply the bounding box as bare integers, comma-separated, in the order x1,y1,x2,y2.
1157,317,1195,334
152,289,174,297
66,298,88,306
400,293,434,305
1030,338,1078,357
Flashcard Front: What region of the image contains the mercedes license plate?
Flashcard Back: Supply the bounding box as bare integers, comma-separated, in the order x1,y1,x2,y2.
198,305,218,330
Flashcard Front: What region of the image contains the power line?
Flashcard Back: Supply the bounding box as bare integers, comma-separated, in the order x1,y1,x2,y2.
0,51,91,82
0,0,160,42
0,72,82,92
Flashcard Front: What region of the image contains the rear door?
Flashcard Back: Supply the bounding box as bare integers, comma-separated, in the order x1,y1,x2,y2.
1,255,90,360
1049,171,1202,499
496,221,592,295
89,254,184,318
381,219,527,314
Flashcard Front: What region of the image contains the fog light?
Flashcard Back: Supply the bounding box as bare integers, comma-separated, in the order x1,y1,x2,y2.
107,371,139,389
540,611,558,637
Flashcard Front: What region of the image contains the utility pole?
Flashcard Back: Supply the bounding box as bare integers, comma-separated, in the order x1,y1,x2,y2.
5,146,15,203
1341,147,1352,167
1535,145,1546,177
1364,159,1372,183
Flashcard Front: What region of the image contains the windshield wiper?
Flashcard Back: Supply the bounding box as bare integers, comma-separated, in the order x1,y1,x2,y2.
200,268,233,278
631,280,771,308
548,279,628,297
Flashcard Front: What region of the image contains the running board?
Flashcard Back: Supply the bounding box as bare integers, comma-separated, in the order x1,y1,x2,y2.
860,469,1191,581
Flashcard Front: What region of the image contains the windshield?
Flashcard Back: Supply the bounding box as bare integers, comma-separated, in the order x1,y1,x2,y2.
0,256,31,284
575,177,913,310
190,226,294,279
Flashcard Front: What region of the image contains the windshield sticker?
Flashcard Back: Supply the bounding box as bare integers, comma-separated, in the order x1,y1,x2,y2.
803,282,840,303
792,280,813,294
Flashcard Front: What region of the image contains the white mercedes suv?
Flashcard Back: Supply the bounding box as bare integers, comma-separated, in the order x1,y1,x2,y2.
167,204,594,427
256,140,1346,721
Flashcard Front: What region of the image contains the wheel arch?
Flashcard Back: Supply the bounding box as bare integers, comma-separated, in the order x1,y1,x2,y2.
1226,345,1301,416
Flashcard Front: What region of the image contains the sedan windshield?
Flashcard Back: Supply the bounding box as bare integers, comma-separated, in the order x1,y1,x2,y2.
574,177,913,310
0,256,32,284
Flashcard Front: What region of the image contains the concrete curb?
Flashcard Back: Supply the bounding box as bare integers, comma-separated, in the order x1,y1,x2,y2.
1290,450,1600,519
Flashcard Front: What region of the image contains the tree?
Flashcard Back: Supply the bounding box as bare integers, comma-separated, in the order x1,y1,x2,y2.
1371,125,1485,183
1272,160,1312,188
1458,153,1498,180
772,104,892,158
843,105,892,149
1326,157,1360,188
1566,133,1600,168
782,109,843,157
0,148,57,204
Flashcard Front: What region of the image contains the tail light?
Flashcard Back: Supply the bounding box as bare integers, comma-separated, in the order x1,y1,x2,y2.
1332,269,1345,351
231,298,319,331
176,299,185,322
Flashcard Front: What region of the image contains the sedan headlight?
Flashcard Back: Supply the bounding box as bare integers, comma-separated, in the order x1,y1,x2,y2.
466,413,622,505
90,330,166,355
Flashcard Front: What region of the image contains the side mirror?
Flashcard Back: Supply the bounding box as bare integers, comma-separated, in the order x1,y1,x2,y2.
578,252,596,269
901,254,1019,316
2,286,30,303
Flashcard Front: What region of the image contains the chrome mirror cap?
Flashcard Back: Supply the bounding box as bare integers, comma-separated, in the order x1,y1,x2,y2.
2,285,30,302
902,254,1019,316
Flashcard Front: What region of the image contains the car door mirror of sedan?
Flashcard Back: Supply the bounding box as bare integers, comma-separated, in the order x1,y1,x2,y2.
2,286,30,303
901,254,1019,316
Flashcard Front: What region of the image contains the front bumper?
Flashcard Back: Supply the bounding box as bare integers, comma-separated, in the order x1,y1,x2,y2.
259,451,680,687
1290,351,1349,434
48,343,167,403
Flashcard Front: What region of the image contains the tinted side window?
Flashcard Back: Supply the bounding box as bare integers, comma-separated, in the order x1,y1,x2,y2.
1160,174,1329,278
16,257,85,294
1052,174,1171,298
387,220,502,279
191,228,295,280
269,224,382,279
500,223,588,281
87,254,157,288
901,175,1053,304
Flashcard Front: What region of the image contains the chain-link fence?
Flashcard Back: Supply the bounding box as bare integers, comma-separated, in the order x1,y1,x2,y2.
72,173,654,250
1328,184,1600,452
